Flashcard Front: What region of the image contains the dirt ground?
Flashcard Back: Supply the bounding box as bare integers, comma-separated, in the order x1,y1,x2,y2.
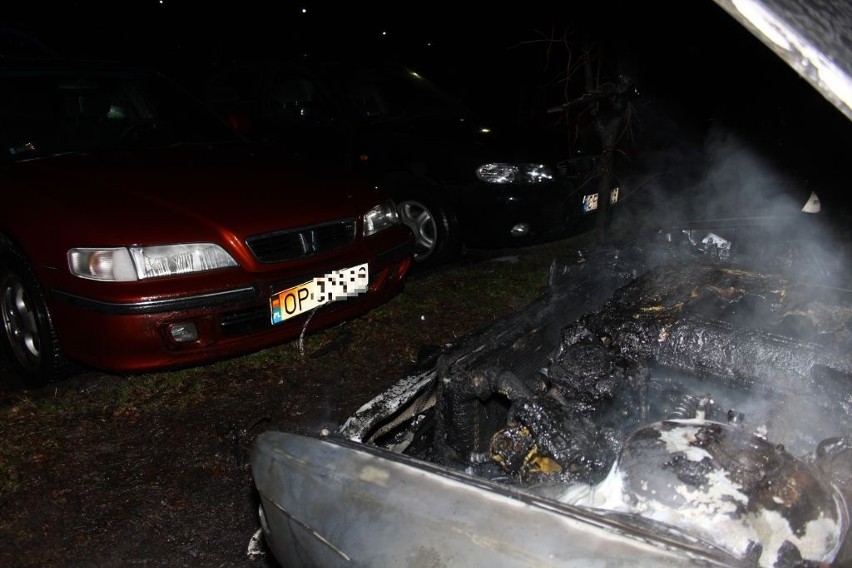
0,242,567,568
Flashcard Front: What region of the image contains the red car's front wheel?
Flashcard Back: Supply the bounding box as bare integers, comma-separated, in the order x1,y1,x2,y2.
0,243,70,388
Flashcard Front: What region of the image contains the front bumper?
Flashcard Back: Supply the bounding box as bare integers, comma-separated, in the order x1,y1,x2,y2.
46,238,412,373
456,180,617,249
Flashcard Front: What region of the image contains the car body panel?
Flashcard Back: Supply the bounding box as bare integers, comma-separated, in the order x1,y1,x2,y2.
251,430,742,568
7,147,381,271
45,255,409,372
711,0,852,121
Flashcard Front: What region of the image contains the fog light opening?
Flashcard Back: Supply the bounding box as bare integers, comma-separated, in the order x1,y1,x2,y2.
168,322,199,343
510,223,530,237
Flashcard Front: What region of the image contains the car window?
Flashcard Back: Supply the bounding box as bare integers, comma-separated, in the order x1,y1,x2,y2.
0,69,238,160
268,72,328,123
347,80,390,119
206,68,262,117
342,66,471,123
136,73,238,144
56,77,144,152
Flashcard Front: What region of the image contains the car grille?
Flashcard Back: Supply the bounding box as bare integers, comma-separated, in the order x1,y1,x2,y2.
246,219,357,263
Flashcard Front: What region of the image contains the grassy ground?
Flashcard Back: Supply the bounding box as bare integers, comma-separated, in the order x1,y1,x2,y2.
0,234,592,567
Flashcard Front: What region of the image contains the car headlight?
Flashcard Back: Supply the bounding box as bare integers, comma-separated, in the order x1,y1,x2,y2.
363,200,400,236
68,243,238,281
476,163,554,184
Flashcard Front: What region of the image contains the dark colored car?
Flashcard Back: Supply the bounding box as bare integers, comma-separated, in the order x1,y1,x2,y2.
203,59,618,268
0,58,414,387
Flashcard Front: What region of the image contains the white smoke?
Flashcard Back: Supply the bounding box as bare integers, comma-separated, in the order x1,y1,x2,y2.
614,120,808,231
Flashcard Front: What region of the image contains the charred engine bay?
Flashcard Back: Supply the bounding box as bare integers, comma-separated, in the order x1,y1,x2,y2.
352,221,852,566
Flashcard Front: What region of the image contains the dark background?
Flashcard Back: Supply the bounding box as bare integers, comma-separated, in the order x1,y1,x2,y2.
4,1,845,119
4,0,851,213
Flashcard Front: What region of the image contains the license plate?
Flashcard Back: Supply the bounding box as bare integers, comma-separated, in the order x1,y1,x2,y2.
582,187,619,213
582,193,599,212
270,263,369,325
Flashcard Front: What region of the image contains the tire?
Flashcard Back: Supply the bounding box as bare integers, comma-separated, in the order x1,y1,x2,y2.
396,195,461,270
0,242,71,388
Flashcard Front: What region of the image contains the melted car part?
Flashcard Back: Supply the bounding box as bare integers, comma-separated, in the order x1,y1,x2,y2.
556,420,848,568
341,224,852,566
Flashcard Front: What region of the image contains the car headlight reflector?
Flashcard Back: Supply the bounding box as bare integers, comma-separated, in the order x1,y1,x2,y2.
476,163,554,184
364,200,400,236
69,243,238,281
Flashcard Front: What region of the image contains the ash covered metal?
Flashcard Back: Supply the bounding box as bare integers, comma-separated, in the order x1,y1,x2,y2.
341,224,852,566
559,420,847,567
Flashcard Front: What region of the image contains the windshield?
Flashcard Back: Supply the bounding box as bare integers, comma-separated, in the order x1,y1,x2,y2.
336,65,472,123
0,67,238,160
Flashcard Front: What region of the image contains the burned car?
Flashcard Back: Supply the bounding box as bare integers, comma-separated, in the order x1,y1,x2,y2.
0,59,413,387
252,215,851,567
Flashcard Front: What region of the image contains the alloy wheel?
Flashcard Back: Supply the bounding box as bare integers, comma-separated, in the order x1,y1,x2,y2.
397,199,437,261
0,273,41,370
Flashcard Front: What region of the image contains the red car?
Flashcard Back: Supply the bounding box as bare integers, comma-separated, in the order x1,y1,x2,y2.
0,59,414,387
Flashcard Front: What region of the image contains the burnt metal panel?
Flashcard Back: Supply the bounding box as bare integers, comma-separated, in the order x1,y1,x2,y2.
712,0,852,120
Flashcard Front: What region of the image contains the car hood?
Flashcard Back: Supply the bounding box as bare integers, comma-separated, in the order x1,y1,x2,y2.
376,117,565,160
332,222,852,567
7,143,378,248
359,116,572,184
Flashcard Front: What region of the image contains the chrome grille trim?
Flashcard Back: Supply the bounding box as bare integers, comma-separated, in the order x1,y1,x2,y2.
246,219,357,263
